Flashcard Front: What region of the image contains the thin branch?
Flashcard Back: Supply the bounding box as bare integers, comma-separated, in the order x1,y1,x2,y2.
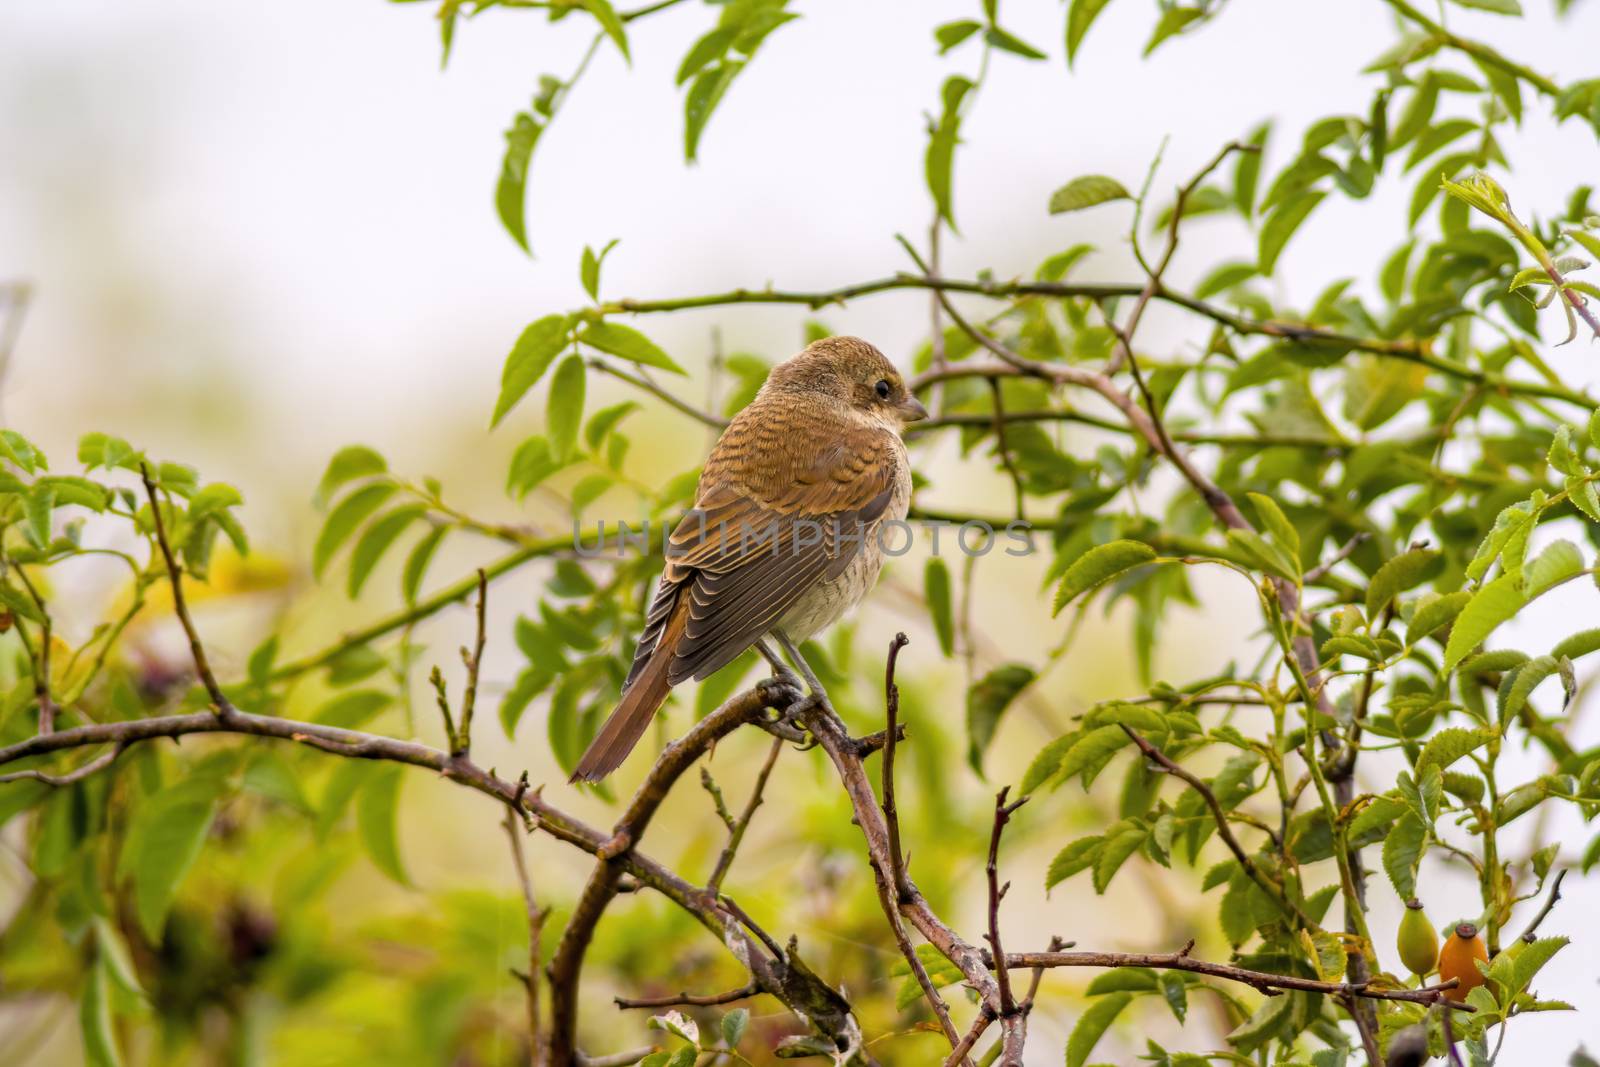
12,568,55,734
267,536,575,682
984,788,1026,1017
881,633,911,902
1304,532,1371,584
504,805,547,1064
997,944,1472,1011
795,689,1028,1063
0,743,124,786
706,736,783,894
546,681,816,1065
0,687,863,1056
595,273,1592,408
454,569,488,757
614,983,758,1010
941,1010,993,1067
589,357,727,430
1514,868,1567,942
1121,727,1308,928
139,464,228,711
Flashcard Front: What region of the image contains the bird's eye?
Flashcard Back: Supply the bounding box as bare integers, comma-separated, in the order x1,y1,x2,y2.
874,379,892,400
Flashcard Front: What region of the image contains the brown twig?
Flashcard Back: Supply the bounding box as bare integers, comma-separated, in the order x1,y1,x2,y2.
997,945,1472,1011
139,464,228,712
705,736,783,893
504,806,547,1063
614,983,759,1010
984,788,1026,1017
0,743,125,786
1514,868,1567,942
1121,727,1308,928
881,633,912,902
455,569,488,757
941,1009,994,1067
796,692,1027,1064
546,681,801,1065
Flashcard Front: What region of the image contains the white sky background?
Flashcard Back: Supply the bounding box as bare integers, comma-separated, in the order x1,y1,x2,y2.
4,0,1600,1062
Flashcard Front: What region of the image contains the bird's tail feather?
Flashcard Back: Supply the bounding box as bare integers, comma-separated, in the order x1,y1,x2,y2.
570,603,684,783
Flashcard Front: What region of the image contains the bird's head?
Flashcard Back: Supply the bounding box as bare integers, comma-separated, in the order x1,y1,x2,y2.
764,335,928,429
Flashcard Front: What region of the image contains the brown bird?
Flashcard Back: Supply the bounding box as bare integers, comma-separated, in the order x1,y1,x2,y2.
571,335,927,782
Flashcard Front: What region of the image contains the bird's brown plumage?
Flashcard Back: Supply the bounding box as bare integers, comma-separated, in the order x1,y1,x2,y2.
571,336,925,782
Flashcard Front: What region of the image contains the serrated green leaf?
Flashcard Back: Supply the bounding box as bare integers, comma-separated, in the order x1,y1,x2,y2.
1382,812,1427,899
494,315,572,427
496,112,542,255
579,321,685,374
1367,548,1444,619
1417,726,1494,775
1067,991,1131,1067
1444,574,1526,670
1053,540,1156,613
1048,175,1131,214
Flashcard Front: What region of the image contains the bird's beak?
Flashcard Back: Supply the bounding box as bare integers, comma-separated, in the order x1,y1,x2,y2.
898,395,929,423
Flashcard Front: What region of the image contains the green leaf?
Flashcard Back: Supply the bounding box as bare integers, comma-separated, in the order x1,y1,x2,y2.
984,26,1046,60
585,400,641,450
721,1007,749,1047
1366,548,1444,619
1259,191,1326,273
92,918,143,997
579,239,618,301
926,76,971,227
1196,261,1258,299
1,429,46,472
1053,540,1156,614
1234,121,1271,216
347,505,426,598
1161,970,1188,1022
23,483,52,548
924,558,954,657
357,764,409,885
500,668,550,739
685,61,742,162
121,777,219,943
496,112,542,255
1065,0,1114,66
1144,6,1202,55
1382,812,1427,899
1510,936,1567,995
315,447,384,505
677,26,735,84
1021,731,1083,795
1093,823,1147,893
1055,724,1131,786
935,19,982,54
509,435,573,498
1246,492,1299,558
313,482,396,579
1443,573,1526,670
1449,0,1521,14
1407,590,1471,645
1048,175,1131,214
578,320,686,374
494,315,572,427
1416,726,1494,775
402,525,448,604
1526,539,1584,597
581,0,629,61
1066,991,1132,1067
80,956,123,1067
966,664,1035,774
1085,968,1158,994
1045,834,1102,889
547,355,587,463
315,689,393,730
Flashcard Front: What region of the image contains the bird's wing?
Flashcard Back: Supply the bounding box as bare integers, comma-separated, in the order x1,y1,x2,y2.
623,410,902,690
